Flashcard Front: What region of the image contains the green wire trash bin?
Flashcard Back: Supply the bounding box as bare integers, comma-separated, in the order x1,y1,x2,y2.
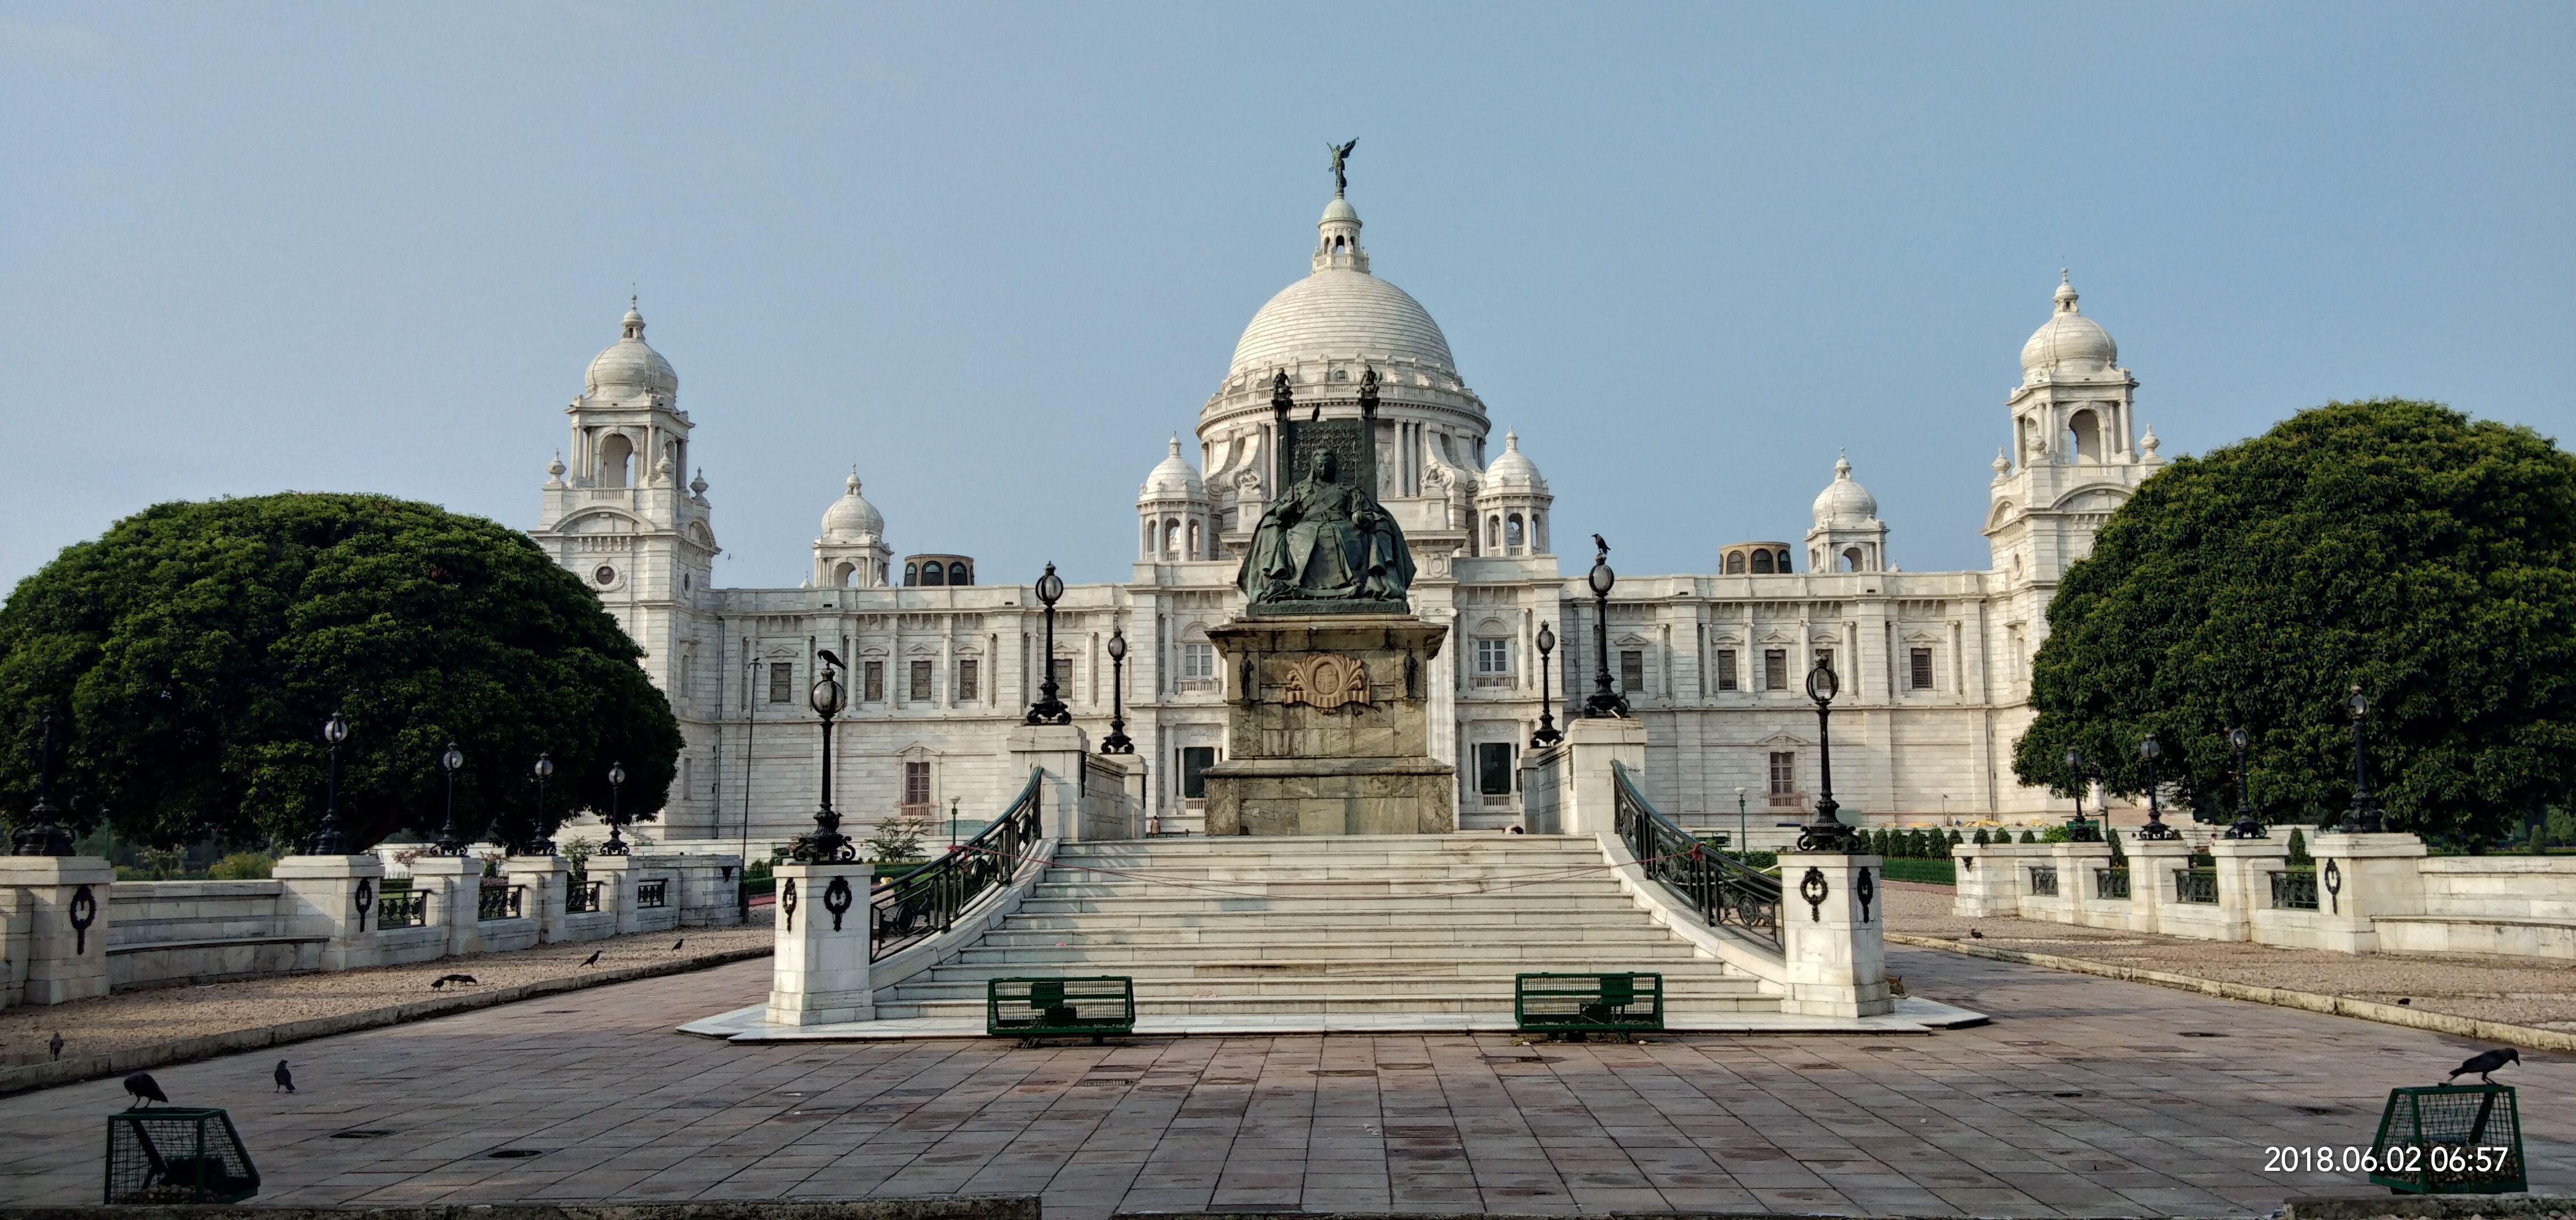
2366,1084,2523,1195
105,1108,259,1204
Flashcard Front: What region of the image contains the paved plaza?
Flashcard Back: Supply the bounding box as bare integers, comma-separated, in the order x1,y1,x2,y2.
0,949,2565,1218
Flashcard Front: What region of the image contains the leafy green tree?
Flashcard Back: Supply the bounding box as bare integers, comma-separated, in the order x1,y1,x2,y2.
2013,400,2576,844
0,493,680,849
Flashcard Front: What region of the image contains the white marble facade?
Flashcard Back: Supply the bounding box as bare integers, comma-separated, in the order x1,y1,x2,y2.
529,185,2165,854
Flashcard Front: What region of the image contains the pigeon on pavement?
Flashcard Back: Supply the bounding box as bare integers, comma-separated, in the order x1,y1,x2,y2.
2447,1048,2519,1084
124,1072,168,1109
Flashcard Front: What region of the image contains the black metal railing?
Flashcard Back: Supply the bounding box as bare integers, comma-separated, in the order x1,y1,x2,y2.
2270,868,2319,910
1610,761,1782,951
637,879,667,909
2028,865,2059,896
2174,868,2219,904
476,883,523,921
377,891,426,929
870,768,1047,962
565,879,604,914
2094,868,2130,900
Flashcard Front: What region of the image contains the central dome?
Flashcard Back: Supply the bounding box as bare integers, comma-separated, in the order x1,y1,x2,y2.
1228,271,1456,378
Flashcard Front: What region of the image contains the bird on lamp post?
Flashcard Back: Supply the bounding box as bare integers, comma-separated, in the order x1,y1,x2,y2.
1530,620,1564,748
1102,626,1135,754
1582,538,1629,718
1026,563,1072,726
2135,733,2180,840
1795,659,1855,852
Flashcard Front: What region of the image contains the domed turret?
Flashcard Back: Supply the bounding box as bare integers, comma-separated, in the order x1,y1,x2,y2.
1141,435,1205,499
1806,452,1888,573
1811,452,1878,528
821,470,885,542
812,468,891,587
586,298,678,399
1137,435,1215,562
2019,272,2118,381
1481,430,1547,493
1472,430,1553,557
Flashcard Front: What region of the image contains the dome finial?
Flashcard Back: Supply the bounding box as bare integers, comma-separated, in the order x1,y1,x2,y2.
1835,448,1852,478
2054,271,2079,312
846,464,860,496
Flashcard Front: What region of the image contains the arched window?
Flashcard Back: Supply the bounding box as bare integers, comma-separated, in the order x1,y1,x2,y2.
903,562,918,586
1164,518,1180,557
1532,512,1546,552
1505,514,1524,555
948,561,968,585
834,561,856,587
2069,409,2101,462
1750,550,1774,574
922,562,946,586
1142,520,1155,557
1186,520,1201,558
1487,515,1501,550
1777,549,1794,572
1726,551,1746,574
598,433,634,488
1840,547,1863,573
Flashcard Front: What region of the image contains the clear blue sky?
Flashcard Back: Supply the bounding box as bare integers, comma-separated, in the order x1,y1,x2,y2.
6,3,2570,593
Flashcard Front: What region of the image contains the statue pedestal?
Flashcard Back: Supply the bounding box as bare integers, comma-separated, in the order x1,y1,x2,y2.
1202,615,1455,836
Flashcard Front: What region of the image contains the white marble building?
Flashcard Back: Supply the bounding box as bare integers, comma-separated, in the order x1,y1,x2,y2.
529,185,2164,852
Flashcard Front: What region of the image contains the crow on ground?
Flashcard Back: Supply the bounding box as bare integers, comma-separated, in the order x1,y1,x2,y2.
2447,1048,2519,1084
431,973,478,989
580,950,601,966
274,1061,295,1093
1968,927,1985,940
671,939,684,951
124,1072,168,1109
49,1032,63,1061
2397,997,2412,1006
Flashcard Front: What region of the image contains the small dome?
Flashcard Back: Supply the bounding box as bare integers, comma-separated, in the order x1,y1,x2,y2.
1481,430,1547,493
2020,272,2117,378
820,469,884,542
1320,195,1359,225
586,299,678,398
1812,452,1878,527
1141,435,1205,499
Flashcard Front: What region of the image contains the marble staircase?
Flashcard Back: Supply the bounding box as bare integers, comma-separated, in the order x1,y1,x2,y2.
867,834,1778,1020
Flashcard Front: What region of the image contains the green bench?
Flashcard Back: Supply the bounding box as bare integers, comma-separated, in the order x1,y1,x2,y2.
1515,972,1665,1039
987,975,1136,1045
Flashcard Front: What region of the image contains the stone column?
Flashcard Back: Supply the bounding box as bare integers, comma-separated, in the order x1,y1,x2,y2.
2310,831,2428,953
672,854,745,927
1559,716,1646,838
2209,836,2289,943
2050,840,2115,927
274,855,386,970
503,855,572,944
589,855,642,935
0,856,114,1004
1778,852,1893,1018
1949,842,2021,918
2126,836,2194,936
767,861,875,1026
408,856,484,957
1007,724,1089,841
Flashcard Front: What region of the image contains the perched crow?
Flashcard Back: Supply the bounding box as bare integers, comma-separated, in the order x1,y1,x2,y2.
1592,533,1609,555
124,1072,168,1109
2447,1048,2519,1084
817,648,845,670
1968,927,1986,940
430,973,478,989
671,939,685,952
273,1061,295,1093
49,1032,63,1061
580,950,602,966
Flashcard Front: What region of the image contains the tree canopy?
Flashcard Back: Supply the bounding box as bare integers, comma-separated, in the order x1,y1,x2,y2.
0,493,681,849
2013,399,2576,843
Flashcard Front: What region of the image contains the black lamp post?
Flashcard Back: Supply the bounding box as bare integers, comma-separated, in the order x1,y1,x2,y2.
2061,747,2100,841
1530,620,1564,748
525,753,556,855
298,712,351,857
1026,563,1071,725
2223,727,2265,839
790,656,855,862
1102,626,1135,754
1582,539,1629,718
10,711,73,857
1796,659,1854,852
600,761,630,856
2342,685,2386,834
427,742,467,856
2135,733,2180,840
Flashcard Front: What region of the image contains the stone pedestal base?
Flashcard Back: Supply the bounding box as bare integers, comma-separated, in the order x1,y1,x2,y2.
767,862,874,1026
275,855,386,970
0,856,113,1005
1202,613,1454,836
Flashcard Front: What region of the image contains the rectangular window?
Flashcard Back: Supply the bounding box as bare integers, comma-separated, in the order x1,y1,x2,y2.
1716,650,1739,691
1476,742,1515,796
863,660,885,703
1619,650,1644,693
1180,746,1216,800
1182,643,1215,679
1050,657,1073,694
1769,751,1796,795
1475,638,1511,676
1763,649,1787,691
957,659,978,701
903,760,930,807
909,659,933,701
1910,647,1934,691
767,661,793,703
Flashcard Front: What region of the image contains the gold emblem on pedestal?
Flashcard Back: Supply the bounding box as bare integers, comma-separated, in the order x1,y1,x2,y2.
1280,655,1372,713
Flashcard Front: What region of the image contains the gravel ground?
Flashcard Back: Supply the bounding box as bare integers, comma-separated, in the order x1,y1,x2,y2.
0,923,773,1067
1882,880,2576,1031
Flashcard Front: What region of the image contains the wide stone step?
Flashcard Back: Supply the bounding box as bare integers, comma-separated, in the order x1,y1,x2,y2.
873,990,1778,1018
1025,880,1628,901
1036,863,1611,882
1012,896,1651,917
998,909,1667,930
976,927,1694,951
955,943,1708,967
